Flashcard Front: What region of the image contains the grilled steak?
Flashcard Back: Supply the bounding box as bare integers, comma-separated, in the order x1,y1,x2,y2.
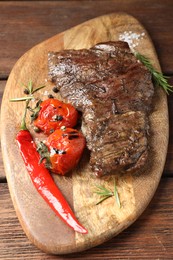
48,41,154,177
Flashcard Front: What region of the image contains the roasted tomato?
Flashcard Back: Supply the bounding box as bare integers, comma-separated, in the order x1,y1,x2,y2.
46,127,86,175
33,99,78,135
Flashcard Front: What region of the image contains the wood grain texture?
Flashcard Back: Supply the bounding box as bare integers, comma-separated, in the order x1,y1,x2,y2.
0,81,6,180
0,0,173,77
0,180,173,259
1,13,169,254
164,76,173,175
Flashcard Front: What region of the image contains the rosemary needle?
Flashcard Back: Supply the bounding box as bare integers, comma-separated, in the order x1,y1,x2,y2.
10,96,34,102
135,52,173,94
114,179,121,208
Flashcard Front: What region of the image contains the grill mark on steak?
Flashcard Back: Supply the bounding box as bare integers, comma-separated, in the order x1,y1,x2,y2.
48,41,154,177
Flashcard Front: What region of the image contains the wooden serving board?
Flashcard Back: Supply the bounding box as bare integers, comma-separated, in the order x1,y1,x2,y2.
1,13,168,254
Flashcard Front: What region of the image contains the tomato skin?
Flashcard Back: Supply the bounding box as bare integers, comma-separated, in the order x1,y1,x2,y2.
46,128,86,175
34,99,78,135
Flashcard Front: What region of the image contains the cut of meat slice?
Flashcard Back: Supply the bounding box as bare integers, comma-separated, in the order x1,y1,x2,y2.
87,111,148,177
48,41,154,113
48,41,154,176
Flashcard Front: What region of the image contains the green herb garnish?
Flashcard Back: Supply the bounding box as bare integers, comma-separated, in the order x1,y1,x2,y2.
10,81,45,128
114,179,121,208
94,179,121,207
22,80,45,95
10,96,34,102
27,99,42,123
37,141,51,168
9,80,45,102
135,52,173,94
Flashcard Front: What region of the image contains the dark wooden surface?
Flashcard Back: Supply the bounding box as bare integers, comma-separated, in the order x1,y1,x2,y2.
0,1,173,259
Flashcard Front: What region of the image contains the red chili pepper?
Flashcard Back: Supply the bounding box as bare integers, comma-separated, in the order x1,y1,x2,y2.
16,129,87,234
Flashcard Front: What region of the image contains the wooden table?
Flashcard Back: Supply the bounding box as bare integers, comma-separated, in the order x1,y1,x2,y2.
0,1,173,259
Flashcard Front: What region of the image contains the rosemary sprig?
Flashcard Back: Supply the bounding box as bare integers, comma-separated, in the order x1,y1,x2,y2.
9,81,45,102
95,185,113,205
135,52,173,94
22,80,45,95
94,180,121,208
10,81,45,126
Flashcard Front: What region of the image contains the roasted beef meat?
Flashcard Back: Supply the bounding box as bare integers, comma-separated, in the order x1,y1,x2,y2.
48,41,154,176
